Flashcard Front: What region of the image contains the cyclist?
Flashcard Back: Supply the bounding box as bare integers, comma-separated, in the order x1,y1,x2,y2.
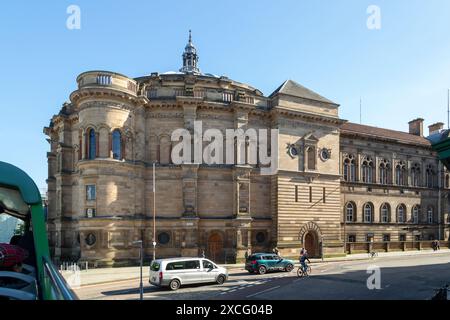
299,248,311,274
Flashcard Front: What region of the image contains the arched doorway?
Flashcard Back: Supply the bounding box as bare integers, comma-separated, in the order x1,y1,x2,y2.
298,222,322,258
207,232,224,263
304,231,319,257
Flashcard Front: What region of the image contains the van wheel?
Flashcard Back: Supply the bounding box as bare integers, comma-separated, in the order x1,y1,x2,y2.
216,275,226,285
169,279,181,291
258,266,267,275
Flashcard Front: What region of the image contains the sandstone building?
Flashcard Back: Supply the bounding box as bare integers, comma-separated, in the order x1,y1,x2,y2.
44,33,450,265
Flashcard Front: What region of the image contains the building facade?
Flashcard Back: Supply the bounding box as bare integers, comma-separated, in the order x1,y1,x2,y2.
44,35,450,265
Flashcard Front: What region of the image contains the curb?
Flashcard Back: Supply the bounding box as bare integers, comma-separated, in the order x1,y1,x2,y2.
70,250,450,287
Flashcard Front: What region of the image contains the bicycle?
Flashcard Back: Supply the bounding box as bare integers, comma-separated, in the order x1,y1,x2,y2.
297,264,312,277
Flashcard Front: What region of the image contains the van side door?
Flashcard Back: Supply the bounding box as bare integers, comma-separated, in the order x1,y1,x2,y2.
183,260,203,284
202,259,219,283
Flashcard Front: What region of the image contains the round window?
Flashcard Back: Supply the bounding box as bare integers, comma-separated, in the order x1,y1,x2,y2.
256,232,266,244
85,233,96,246
288,146,299,158
158,232,171,245
320,149,330,161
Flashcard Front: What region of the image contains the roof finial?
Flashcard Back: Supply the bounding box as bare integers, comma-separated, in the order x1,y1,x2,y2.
189,29,192,44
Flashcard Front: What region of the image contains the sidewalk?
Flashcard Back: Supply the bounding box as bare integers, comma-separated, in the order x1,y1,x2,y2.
63,249,450,288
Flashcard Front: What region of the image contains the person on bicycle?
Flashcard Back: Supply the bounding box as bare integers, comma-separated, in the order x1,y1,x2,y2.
299,249,311,273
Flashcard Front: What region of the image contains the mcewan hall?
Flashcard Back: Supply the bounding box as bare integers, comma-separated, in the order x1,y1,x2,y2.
44,33,450,265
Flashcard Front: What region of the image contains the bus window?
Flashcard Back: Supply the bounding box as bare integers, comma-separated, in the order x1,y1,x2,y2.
0,213,25,244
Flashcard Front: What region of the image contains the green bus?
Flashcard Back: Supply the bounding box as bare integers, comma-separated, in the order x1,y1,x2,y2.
0,161,77,300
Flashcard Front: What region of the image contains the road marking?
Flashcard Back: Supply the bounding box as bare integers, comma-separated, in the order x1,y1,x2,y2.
246,285,281,298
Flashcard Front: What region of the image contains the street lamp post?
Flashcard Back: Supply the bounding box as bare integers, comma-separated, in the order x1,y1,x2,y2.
132,240,143,301
153,162,156,262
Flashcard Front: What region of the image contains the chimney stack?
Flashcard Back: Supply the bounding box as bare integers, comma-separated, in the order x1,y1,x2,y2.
408,118,424,136
428,122,444,136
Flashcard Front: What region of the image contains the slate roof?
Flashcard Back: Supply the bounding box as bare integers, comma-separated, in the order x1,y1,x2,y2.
341,122,431,146
269,80,337,105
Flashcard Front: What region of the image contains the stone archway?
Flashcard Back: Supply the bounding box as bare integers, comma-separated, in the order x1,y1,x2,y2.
207,232,224,263
298,222,322,258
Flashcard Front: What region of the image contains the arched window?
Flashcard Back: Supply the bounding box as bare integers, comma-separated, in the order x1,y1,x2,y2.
343,154,356,182
379,159,391,185
112,129,123,160
361,156,374,183
380,203,390,223
345,202,355,223
307,147,316,170
446,174,450,189
363,203,373,223
395,161,407,186
412,205,420,224
427,206,434,224
411,163,421,187
397,204,406,223
86,128,97,160
426,165,435,188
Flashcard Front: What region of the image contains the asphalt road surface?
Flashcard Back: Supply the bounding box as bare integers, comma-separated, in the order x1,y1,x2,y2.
74,252,450,300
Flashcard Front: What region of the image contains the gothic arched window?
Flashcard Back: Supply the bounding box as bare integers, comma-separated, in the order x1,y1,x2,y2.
363,203,373,223
412,205,420,224
411,163,421,187
395,161,407,186
345,202,356,223
87,128,97,160
381,203,390,223
362,156,374,183
343,154,356,182
379,159,391,185
427,206,434,224
397,204,406,223
426,165,435,188
112,129,123,160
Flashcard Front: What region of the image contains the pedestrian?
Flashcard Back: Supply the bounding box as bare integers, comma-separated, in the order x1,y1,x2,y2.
437,240,440,251
201,249,206,258
273,247,279,255
0,243,28,273
244,250,249,260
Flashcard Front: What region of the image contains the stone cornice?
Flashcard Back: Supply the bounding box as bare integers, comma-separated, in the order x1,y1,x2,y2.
271,106,346,126
70,87,143,107
341,130,433,150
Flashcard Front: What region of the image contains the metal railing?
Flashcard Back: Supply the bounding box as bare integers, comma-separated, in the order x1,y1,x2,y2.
43,256,78,300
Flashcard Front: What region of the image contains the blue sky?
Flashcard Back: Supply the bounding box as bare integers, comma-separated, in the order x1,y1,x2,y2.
1,0,450,190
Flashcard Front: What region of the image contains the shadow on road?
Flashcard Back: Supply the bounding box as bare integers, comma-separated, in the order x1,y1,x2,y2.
273,261,450,300
101,282,223,296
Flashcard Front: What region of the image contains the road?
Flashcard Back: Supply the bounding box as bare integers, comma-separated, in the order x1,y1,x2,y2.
74,252,450,300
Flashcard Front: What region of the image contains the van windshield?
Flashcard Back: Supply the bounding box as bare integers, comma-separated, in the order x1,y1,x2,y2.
150,261,160,272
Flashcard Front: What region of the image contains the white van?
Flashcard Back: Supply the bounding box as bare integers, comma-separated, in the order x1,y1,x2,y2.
149,258,228,291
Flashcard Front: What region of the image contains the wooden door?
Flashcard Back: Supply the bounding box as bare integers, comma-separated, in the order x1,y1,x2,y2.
207,233,223,263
